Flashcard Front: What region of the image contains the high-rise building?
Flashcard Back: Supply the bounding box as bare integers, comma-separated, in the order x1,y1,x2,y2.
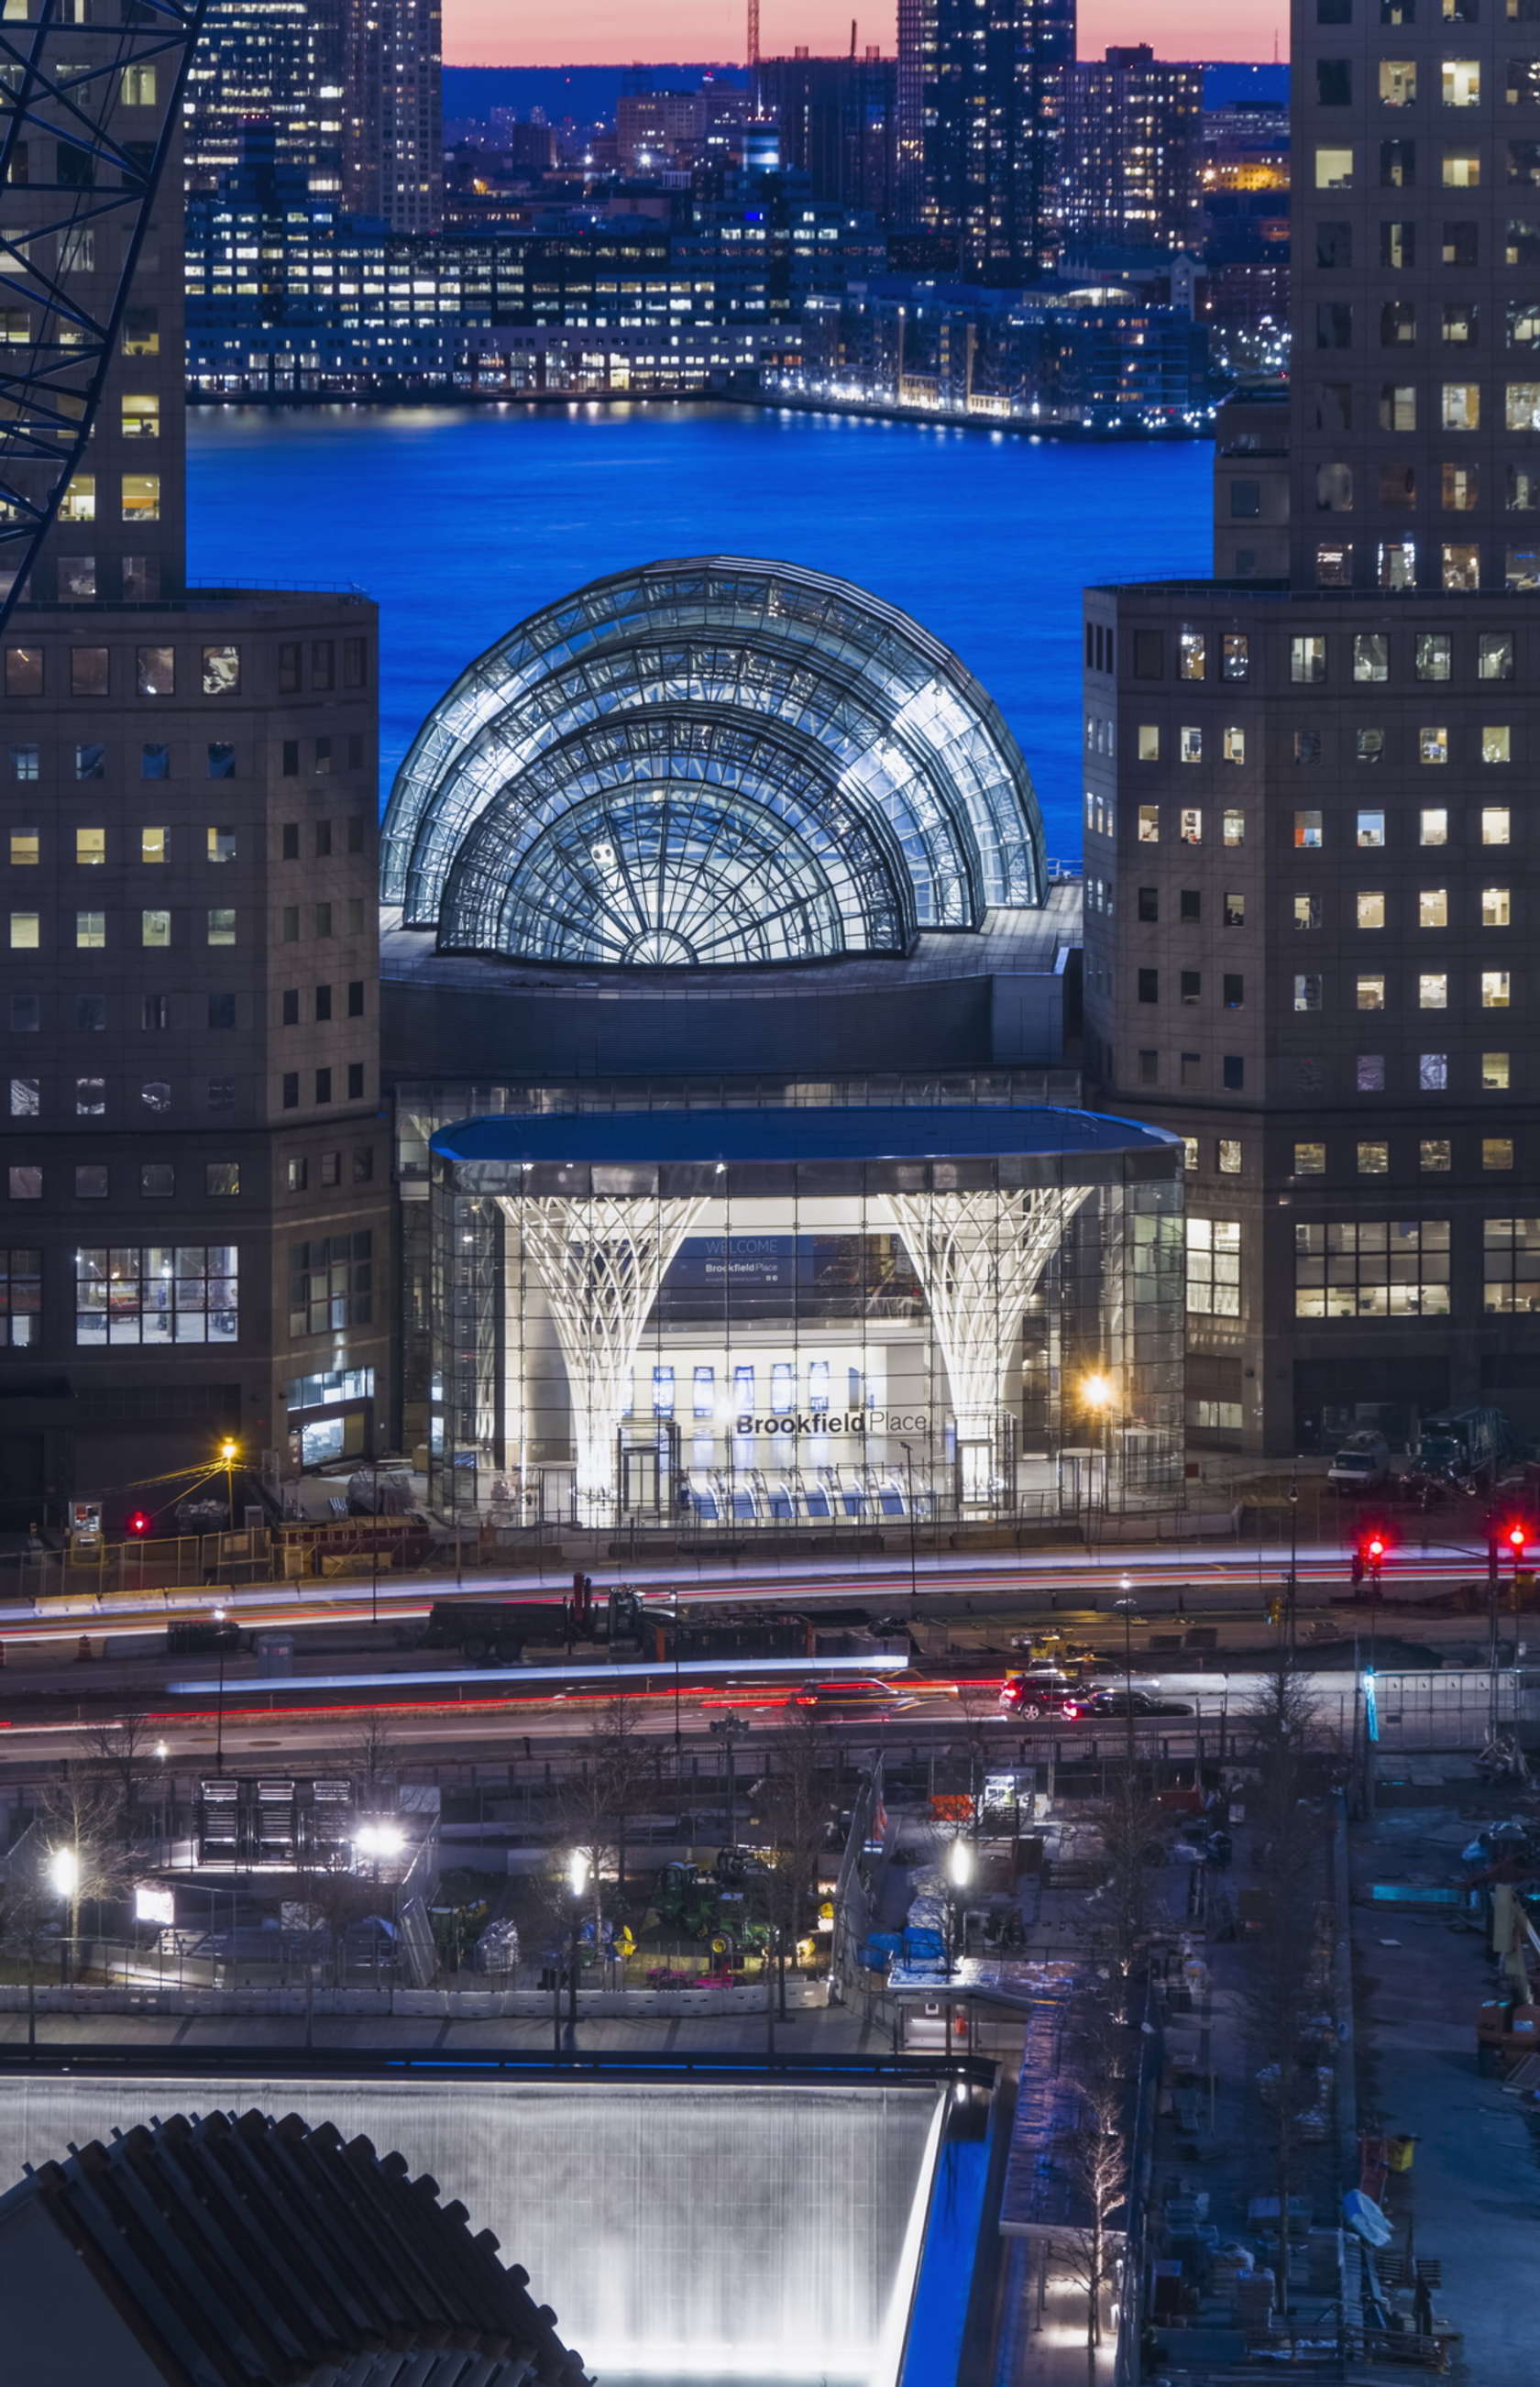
341,0,443,233
896,0,1076,281
1065,45,1204,255
187,0,440,230
754,51,898,219
183,0,345,196
0,45,389,1525
1084,0,1540,1456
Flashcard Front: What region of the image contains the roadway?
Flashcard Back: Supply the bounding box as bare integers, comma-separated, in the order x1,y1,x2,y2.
0,1535,1503,1656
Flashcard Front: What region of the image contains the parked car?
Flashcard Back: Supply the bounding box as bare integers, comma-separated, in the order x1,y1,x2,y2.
1081,1687,1194,1718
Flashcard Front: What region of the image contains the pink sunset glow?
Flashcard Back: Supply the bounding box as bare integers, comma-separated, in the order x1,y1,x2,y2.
446,2,1284,69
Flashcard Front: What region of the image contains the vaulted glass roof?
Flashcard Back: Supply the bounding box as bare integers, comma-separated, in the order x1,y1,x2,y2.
381,556,1047,966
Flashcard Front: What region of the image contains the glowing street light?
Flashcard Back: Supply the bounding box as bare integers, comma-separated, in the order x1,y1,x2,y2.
567,1847,591,1899
49,1846,80,1900
946,1836,974,1890
354,1822,405,1863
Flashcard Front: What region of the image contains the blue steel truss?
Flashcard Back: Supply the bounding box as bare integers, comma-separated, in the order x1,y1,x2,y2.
0,0,209,628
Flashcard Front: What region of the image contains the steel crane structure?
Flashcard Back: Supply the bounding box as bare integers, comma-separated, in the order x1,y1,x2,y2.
0,0,209,633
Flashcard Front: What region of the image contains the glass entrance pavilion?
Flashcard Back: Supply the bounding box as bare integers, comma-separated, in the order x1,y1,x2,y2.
430,1106,1183,1531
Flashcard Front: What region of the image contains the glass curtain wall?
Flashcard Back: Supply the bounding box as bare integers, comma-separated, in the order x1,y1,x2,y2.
431,1150,1182,1527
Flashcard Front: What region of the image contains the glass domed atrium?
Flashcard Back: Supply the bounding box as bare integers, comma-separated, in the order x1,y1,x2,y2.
380,555,1047,965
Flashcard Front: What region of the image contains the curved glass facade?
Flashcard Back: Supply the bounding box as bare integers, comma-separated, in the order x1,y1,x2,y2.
381,556,1047,963
430,1109,1183,1530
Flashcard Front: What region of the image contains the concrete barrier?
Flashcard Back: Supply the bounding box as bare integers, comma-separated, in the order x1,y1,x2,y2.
0,1978,828,2019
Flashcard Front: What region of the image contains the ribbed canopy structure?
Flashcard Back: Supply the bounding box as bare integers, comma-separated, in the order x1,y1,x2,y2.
381,556,1046,965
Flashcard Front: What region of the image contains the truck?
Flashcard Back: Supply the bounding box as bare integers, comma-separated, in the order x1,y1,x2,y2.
1326,1430,1391,1493
418,1599,588,1666
1416,1406,1511,1484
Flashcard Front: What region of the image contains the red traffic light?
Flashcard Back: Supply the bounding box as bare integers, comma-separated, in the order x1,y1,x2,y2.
126,1509,151,1536
1507,1523,1529,1553
1366,1534,1386,1561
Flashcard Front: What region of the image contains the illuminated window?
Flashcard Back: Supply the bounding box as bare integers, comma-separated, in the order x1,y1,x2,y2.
1420,1139,1451,1172
75,1244,238,1346
1419,888,1448,928
1484,1138,1516,1170
1483,1050,1512,1089
1420,972,1449,1007
1294,1142,1326,1175
1358,892,1386,929
1294,1218,1449,1317
1482,968,1512,1006
1483,1216,1540,1312
1358,1140,1390,1173
1185,1218,1240,1314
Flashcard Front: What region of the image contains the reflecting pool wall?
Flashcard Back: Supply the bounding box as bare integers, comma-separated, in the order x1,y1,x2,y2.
0,2075,942,2383
431,1128,1183,1525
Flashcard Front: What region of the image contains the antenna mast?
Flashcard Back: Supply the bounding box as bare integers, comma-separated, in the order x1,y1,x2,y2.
747,0,760,68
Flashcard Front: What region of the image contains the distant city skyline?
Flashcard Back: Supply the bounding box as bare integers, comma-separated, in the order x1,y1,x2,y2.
446,2,1284,69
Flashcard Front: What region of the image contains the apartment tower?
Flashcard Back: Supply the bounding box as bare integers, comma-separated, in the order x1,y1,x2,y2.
896,0,1076,280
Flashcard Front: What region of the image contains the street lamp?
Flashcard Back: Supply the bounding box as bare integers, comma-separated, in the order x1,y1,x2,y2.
1286,1461,1301,1658
50,1845,80,1986
213,1605,229,1769
899,1439,918,1623
1113,1578,1139,1768
218,1438,239,1528
709,1712,751,1850
1080,1372,1116,1524
561,1846,591,2055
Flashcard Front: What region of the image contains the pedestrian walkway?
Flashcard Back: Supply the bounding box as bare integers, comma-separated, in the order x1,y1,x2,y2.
1351,1804,1539,2387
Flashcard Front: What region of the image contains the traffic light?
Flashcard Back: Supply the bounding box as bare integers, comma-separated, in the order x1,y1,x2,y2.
1505,1521,1530,1568
1352,1527,1390,1589
126,1509,151,1537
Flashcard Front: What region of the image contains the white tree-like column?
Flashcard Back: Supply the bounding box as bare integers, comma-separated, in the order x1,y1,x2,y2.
503,1194,709,1513
882,1186,1092,1452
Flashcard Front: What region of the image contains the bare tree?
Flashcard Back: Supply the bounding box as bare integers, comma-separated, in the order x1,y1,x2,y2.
36,1764,145,1976
1087,1776,1172,2010
80,1707,158,1834
0,1825,55,2049
1238,1654,1331,2317
292,1856,380,1987
750,1705,834,2017
584,1696,658,1901
1060,2009,1132,2383
344,1712,402,1810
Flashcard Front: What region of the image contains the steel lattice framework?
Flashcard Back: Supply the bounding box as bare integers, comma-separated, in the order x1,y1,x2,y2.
0,0,208,628
504,1190,710,1511
881,1184,1092,1441
382,556,1048,964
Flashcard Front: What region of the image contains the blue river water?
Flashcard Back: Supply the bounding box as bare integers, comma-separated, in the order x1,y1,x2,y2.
186,402,1213,861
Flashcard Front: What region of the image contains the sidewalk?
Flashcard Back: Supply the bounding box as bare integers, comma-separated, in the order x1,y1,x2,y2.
1351,1802,1540,2387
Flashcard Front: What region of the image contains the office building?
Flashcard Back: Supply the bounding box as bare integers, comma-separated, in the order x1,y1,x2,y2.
896,0,1076,281
1083,0,1540,1454
616,88,705,173
183,173,885,390
1065,46,1204,255
0,56,389,1524
379,554,1181,1527
754,50,898,218
183,0,345,196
